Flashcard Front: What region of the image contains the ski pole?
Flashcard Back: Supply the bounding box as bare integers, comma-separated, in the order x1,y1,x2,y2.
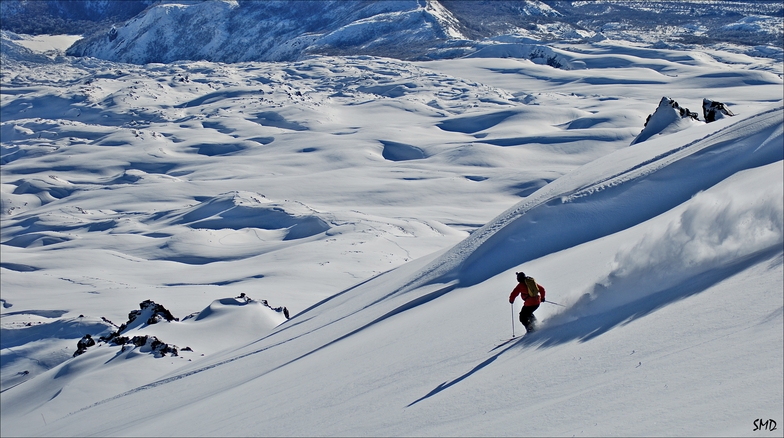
511,302,515,338
543,300,566,307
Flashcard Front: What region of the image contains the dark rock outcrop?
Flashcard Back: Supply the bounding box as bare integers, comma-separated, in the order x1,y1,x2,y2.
73,334,96,357
103,299,178,342
89,300,181,357
631,97,701,145
237,293,290,319
703,99,735,123
126,335,178,357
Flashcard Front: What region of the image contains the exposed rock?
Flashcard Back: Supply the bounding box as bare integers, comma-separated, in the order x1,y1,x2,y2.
130,335,178,357
73,296,285,360
631,97,702,145
73,334,96,357
110,336,130,346
99,300,178,348
703,98,735,123
237,293,290,319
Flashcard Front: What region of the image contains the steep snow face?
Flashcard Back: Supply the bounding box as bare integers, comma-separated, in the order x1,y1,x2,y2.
66,0,466,63
423,0,466,39
630,96,702,145
397,104,783,293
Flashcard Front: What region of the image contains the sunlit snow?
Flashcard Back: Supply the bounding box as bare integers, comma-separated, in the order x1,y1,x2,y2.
1,11,782,437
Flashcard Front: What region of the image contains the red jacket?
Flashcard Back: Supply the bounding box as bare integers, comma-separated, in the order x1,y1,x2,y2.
509,281,545,307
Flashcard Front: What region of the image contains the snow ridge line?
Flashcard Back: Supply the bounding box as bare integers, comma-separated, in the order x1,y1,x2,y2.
393,104,784,293
563,105,784,202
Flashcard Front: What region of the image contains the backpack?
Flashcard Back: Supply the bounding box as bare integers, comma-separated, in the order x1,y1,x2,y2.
524,276,540,298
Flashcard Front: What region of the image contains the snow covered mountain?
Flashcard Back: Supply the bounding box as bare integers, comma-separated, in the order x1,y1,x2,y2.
65,0,469,63
0,0,154,36
48,0,784,63
1,5,783,436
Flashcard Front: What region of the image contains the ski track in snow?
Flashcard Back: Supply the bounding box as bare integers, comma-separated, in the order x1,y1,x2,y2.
1,29,783,436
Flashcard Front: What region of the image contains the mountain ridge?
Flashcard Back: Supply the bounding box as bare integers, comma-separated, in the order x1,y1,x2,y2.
1,0,771,63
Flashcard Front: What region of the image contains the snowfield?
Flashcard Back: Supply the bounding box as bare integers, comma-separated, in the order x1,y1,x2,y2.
1,27,783,437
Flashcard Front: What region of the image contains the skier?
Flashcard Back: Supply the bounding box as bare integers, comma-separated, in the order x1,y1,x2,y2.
509,272,545,333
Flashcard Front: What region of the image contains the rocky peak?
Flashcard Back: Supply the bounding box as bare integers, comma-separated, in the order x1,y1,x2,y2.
631,97,702,145
703,98,735,123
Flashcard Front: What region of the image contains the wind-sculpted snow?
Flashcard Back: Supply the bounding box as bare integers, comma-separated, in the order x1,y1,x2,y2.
1,315,114,391
164,191,331,240
0,294,288,418
1,32,782,436
19,106,780,437
400,106,783,293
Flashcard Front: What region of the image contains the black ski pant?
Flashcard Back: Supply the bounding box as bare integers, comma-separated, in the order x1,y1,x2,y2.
519,304,539,330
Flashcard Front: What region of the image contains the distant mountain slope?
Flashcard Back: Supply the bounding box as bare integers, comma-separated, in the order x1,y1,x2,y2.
0,0,154,36
65,0,468,64
53,0,783,63
2,1,780,63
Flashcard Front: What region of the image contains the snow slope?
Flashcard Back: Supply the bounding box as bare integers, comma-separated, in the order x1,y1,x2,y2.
1,30,783,436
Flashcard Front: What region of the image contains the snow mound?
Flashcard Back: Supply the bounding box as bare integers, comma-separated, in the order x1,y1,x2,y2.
380,140,427,161
166,191,330,240
630,96,702,145
1,314,114,391
8,176,75,205
2,315,113,351
189,294,289,326
0,294,288,420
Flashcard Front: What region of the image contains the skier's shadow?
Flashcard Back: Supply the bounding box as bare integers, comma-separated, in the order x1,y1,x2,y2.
407,348,510,407
407,249,780,408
